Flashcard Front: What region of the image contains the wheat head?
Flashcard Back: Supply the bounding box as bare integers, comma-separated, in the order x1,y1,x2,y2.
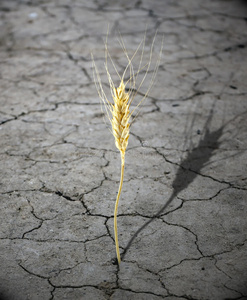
112,80,130,158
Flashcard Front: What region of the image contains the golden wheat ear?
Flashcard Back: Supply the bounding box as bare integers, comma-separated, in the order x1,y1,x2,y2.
92,30,163,265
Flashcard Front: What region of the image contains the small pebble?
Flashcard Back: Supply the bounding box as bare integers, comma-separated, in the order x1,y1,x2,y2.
28,12,38,20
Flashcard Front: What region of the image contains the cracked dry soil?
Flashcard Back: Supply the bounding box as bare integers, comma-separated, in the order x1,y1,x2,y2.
0,0,247,300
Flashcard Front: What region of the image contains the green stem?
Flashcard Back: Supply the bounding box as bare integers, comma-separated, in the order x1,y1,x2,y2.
114,152,125,264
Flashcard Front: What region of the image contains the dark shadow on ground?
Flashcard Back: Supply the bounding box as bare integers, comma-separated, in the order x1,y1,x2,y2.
0,291,12,300
119,95,244,262
120,126,223,262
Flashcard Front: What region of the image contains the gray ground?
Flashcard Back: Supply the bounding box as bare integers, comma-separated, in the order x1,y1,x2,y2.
0,0,247,299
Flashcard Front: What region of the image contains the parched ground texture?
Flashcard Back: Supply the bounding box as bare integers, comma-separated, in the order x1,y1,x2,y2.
0,0,247,299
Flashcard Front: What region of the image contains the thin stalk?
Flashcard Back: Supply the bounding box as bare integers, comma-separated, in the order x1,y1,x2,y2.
114,152,125,264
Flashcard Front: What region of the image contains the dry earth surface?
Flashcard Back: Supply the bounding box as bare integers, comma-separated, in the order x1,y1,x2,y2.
0,0,247,299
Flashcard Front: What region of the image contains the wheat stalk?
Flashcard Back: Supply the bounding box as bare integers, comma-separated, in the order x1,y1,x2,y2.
92,30,162,264
111,79,130,264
